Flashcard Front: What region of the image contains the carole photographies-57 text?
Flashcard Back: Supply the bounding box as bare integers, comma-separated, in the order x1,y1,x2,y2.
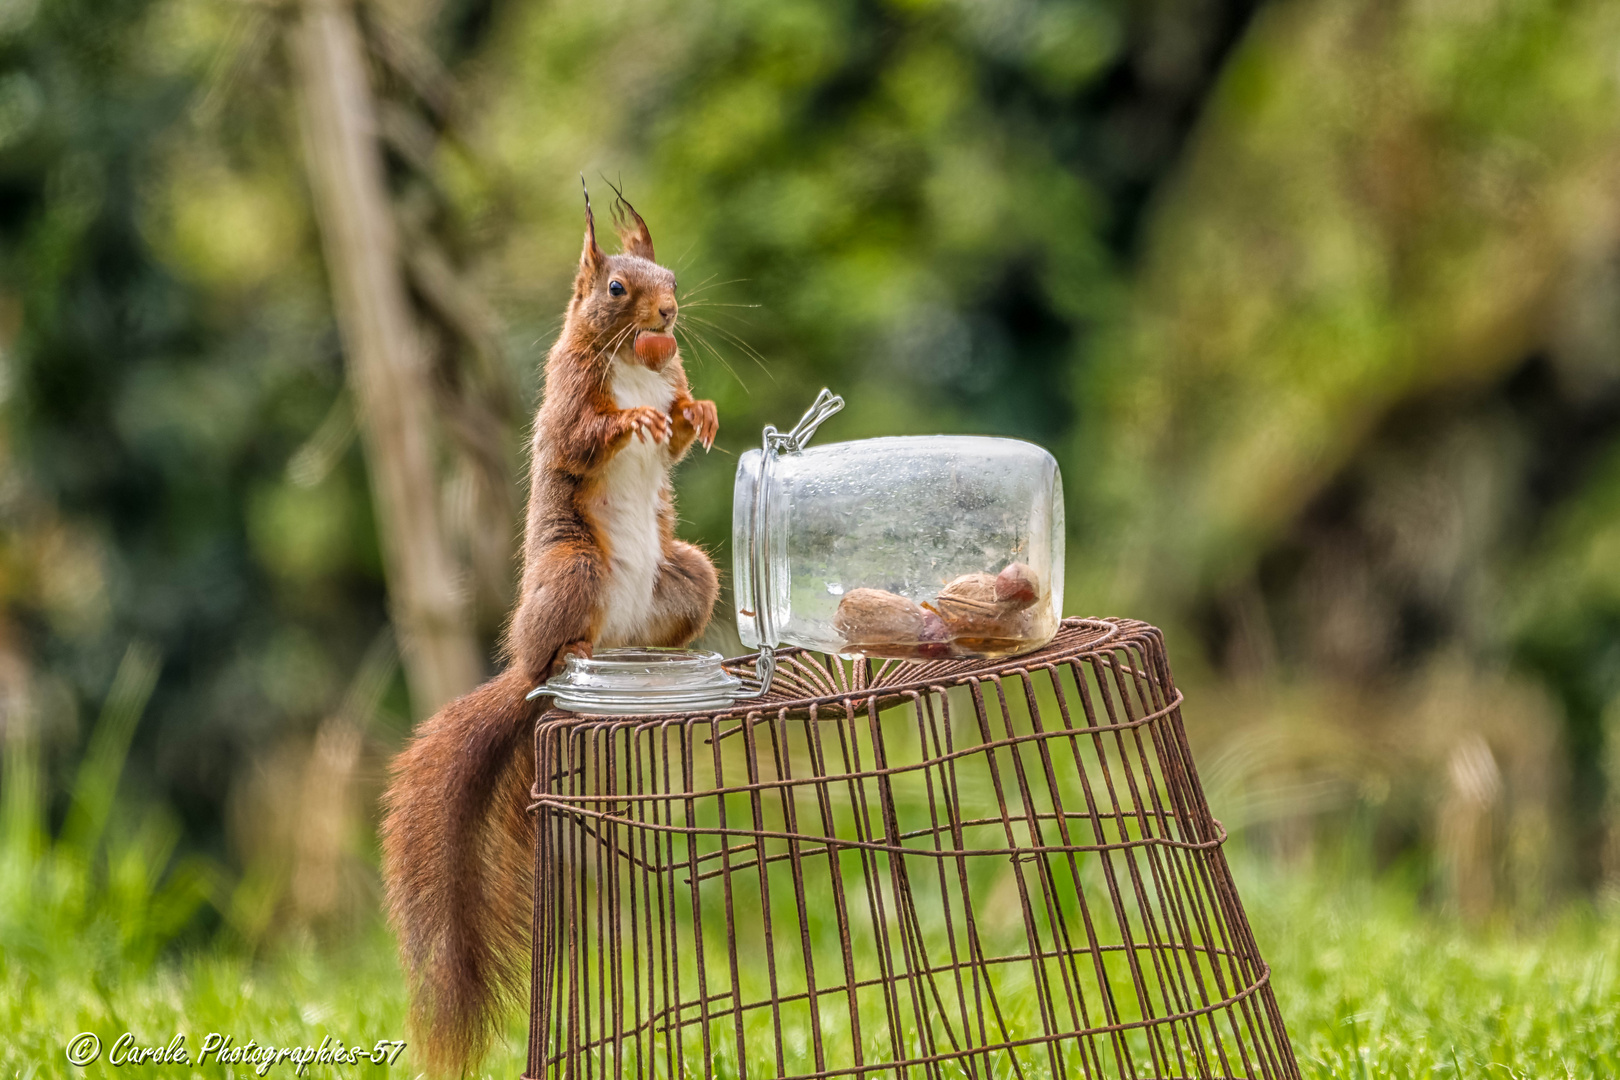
64,1030,408,1074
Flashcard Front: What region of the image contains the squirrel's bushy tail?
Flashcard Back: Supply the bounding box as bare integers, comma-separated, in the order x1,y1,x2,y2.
381,667,539,1075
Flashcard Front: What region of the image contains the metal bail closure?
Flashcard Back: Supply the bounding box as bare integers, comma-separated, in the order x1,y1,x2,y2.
736,388,845,700
767,387,844,454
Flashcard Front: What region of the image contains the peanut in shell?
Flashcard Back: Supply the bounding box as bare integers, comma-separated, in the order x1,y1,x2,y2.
932,570,1036,641
834,588,930,646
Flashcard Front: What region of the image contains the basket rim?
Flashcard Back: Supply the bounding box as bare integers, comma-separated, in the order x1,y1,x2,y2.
536,617,1175,725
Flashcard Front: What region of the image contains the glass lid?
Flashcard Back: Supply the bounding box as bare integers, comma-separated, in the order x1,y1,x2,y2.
536,647,742,715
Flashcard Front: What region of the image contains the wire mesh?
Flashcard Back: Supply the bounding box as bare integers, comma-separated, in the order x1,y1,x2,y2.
525,618,1299,1080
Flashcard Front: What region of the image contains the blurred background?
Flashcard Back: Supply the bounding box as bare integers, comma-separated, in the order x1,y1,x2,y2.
3,0,1620,954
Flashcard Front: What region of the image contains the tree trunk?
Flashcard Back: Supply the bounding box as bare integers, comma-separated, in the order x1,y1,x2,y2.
290,0,481,716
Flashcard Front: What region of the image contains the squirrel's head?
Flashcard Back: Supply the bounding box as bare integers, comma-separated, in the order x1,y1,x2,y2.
572,179,678,369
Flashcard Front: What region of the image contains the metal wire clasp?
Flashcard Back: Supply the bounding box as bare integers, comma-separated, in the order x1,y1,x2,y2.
764,387,844,455
736,388,845,699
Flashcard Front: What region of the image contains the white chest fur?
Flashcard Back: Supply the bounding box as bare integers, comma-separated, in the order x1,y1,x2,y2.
594,360,677,646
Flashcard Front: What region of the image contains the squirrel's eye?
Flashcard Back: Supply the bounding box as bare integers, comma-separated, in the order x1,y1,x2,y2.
608,280,626,297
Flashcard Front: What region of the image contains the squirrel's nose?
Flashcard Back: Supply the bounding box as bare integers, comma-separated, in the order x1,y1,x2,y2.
658,304,675,324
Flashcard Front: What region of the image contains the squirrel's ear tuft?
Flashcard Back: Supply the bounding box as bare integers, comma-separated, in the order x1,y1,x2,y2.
578,175,606,284
607,180,655,262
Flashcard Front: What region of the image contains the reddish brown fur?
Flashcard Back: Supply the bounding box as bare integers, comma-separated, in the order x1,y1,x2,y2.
380,188,719,1075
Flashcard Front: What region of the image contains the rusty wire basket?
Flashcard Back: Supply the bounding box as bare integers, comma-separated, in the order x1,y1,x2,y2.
525,618,1298,1079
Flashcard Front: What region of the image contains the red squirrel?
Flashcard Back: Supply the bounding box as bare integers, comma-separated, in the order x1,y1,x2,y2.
380,185,720,1074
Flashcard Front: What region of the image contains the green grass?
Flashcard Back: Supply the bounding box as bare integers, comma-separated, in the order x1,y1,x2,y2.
6,854,1620,1078
1,923,427,1080
5,655,1620,1077
1251,858,1620,1079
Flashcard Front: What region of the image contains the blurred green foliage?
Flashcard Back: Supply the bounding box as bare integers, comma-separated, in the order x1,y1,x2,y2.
3,0,1620,961
0,0,396,852
1077,0,1620,894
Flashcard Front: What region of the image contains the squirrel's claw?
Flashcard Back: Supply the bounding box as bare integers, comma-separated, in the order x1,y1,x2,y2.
624,406,671,444
680,401,719,451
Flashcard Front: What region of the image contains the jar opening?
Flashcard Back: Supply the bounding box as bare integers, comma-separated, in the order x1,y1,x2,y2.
733,446,781,651
541,647,742,715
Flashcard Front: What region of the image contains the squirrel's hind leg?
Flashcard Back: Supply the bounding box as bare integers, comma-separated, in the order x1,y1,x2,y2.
645,540,720,647
507,536,607,682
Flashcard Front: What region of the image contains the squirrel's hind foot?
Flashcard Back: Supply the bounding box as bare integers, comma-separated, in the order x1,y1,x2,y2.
550,639,593,676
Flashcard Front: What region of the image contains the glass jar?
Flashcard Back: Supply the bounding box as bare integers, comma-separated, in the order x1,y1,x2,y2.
734,393,1065,661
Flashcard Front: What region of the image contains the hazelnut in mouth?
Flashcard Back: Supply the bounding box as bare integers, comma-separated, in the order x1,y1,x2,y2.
634,330,677,365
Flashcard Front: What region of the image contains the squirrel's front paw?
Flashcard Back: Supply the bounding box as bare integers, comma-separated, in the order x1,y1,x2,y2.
622,406,671,444
677,399,719,451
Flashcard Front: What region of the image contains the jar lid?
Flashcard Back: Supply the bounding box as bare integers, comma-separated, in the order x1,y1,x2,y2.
539,648,742,715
